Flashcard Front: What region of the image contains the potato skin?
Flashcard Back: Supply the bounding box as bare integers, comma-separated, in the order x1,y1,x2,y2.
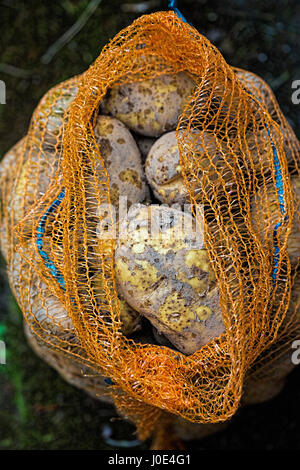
145,131,187,205
90,269,141,336
0,138,27,260
0,139,59,250
9,241,140,338
243,273,300,406
172,417,228,442
25,324,113,404
235,69,275,114
101,72,196,137
242,125,298,173
145,130,226,205
12,145,59,223
90,115,148,214
33,77,78,150
251,176,300,266
115,204,224,355
235,70,298,171
9,242,73,338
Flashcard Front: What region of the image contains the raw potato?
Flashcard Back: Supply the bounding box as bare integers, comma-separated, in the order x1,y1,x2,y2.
251,176,300,266
235,70,298,171
0,138,26,260
89,115,149,215
235,69,275,115
9,242,73,338
32,77,78,150
101,72,196,137
242,375,286,405
0,122,142,336
287,272,300,323
243,273,300,405
0,139,59,247
25,324,113,404
11,144,59,225
115,204,225,355
8,240,140,340
90,269,141,336
145,130,227,205
243,125,298,172
1,78,78,236
145,131,187,205
172,417,229,442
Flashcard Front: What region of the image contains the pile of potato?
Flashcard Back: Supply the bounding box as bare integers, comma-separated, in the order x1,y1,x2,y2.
1,67,299,441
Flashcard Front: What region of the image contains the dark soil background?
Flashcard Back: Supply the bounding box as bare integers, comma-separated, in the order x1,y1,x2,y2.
0,0,299,450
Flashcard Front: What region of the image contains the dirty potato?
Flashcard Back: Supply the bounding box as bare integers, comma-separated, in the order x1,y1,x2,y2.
115,204,224,355
88,115,149,215
243,272,300,405
90,269,141,336
235,68,276,115
145,130,228,205
0,138,27,260
251,176,300,266
8,240,141,338
145,131,187,205
241,124,298,173
32,76,79,150
6,141,61,247
101,72,196,137
25,324,113,404
235,70,299,172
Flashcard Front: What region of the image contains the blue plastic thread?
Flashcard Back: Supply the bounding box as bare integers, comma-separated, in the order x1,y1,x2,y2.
266,126,287,284
36,188,66,290
104,377,114,385
168,0,188,23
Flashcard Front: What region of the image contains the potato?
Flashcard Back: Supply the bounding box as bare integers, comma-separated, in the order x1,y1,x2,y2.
115,204,224,355
251,176,300,266
235,69,275,115
145,131,187,205
0,138,60,250
242,124,298,173
234,70,299,172
90,269,141,336
243,272,300,406
8,242,72,337
25,324,113,404
242,376,286,405
145,130,227,205
0,138,26,260
89,115,149,216
9,237,141,338
101,72,196,137
288,271,300,322
171,417,229,442
11,145,59,225
32,77,78,150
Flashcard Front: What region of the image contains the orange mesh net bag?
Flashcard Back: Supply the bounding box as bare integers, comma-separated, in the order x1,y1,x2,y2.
1,11,300,448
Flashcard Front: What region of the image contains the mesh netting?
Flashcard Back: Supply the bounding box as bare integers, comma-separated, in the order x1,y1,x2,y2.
1,11,299,443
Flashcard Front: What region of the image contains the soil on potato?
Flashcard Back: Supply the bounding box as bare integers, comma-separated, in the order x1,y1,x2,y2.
0,0,299,450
